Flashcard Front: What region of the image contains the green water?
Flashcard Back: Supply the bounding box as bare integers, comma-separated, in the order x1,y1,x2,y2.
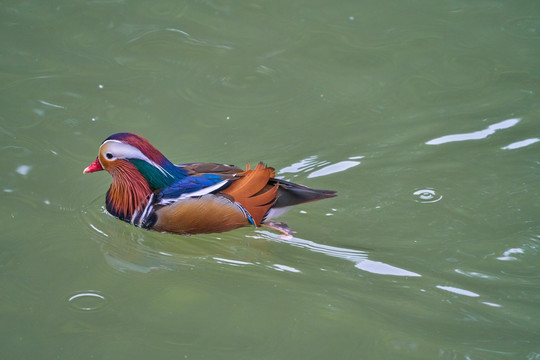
2,0,540,359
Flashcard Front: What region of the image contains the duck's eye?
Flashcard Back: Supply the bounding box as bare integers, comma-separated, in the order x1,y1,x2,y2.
105,152,114,160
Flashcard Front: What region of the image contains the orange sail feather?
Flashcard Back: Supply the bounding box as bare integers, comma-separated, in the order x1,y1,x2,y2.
222,163,278,226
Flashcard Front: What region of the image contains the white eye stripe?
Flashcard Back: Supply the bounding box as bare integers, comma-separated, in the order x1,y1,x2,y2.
100,140,173,178
101,140,146,161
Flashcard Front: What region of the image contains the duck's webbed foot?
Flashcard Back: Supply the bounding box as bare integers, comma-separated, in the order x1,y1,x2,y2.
262,221,296,236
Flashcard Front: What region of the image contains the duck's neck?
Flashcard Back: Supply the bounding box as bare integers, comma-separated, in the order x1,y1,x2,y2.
130,158,186,190
106,163,152,223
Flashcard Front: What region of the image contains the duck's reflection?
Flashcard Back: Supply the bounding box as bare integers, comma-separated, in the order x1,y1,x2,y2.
91,220,420,277
254,230,421,277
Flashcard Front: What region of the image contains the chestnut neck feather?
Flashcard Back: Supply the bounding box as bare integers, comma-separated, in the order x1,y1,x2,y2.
106,160,152,222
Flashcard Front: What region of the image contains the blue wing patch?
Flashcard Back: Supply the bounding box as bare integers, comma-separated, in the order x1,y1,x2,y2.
155,174,229,204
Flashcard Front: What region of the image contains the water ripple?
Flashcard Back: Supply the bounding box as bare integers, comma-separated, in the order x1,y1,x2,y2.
68,290,108,312
436,285,480,297
179,63,295,109
278,155,362,179
496,247,524,261
213,257,252,266
308,160,362,178
501,138,540,150
256,230,421,277
278,156,320,175
412,188,443,204
426,118,520,145
502,17,540,38
454,269,499,280
271,264,302,273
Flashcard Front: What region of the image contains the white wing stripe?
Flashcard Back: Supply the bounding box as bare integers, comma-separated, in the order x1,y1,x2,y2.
138,193,155,227
157,180,230,205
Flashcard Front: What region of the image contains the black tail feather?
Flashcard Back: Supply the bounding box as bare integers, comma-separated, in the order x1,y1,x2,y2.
270,178,337,208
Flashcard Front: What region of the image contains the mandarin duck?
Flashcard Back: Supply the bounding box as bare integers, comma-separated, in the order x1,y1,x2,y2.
83,133,336,235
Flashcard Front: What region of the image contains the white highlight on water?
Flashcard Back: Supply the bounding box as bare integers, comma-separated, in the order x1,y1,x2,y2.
308,160,361,178
257,231,421,277
38,100,65,109
279,155,363,178
497,247,524,261
426,118,520,145
213,257,252,266
436,285,480,297
89,224,109,237
16,165,32,176
501,138,540,150
272,264,302,273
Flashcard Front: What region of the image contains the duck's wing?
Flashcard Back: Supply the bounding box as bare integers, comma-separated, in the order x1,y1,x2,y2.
154,175,231,206
177,162,242,178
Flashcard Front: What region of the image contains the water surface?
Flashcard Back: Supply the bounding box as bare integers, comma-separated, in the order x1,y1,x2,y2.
1,1,539,359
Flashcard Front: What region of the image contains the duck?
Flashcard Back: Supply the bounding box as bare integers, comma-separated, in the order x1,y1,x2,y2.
83,133,336,235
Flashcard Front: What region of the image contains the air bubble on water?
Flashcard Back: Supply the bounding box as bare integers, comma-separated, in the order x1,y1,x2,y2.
68,291,107,311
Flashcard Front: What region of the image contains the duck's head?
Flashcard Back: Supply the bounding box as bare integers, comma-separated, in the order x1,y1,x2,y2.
83,132,183,190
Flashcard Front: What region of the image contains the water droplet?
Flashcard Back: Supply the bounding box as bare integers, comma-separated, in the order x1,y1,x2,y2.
412,188,443,203
68,291,107,311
